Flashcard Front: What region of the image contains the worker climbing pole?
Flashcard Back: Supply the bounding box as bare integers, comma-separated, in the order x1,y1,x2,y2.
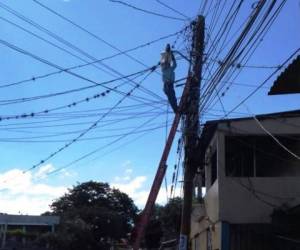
160,43,178,113
179,15,205,250
132,15,204,250
132,74,191,250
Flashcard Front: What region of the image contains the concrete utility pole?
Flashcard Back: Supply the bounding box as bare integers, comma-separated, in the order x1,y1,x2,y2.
179,15,205,250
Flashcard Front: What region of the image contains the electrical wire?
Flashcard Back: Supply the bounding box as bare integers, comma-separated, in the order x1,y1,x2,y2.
0,28,184,89
31,0,167,102
109,0,186,21
24,69,155,172
45,111,164,177
224,48,300,118
155,0,190,20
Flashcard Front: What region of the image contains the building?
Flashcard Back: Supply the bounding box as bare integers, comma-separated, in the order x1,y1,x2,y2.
268,55,300,95
191,110,300,250
0,214,59,249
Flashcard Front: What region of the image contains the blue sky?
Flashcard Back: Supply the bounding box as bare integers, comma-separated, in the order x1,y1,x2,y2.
0,0,299,214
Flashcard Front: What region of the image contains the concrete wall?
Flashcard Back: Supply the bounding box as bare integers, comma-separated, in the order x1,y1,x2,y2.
203,116,300,224
191,221,222,250
219,177,300,223
204,181,219,223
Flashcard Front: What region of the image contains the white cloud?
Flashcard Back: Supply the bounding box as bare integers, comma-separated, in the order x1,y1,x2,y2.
112,176,147,207
0,168,68,215
113,163,134,183
122,160,132,168
34,164,55,180
58,168,77,179
125,168,133,174
112,169,182,208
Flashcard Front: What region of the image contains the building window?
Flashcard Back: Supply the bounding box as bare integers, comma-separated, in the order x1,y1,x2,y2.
225,135,300,177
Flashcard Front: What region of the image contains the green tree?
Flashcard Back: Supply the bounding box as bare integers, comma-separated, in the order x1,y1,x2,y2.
160,197,182,240
143,197,182,248
44,181,138,250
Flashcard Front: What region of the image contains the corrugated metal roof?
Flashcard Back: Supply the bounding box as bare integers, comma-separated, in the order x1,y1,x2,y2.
269,55,300,95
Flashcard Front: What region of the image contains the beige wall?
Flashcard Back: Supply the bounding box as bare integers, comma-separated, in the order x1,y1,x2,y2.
202,116,300,224
219,177,300,223
204,181,219,223
191,221,221,250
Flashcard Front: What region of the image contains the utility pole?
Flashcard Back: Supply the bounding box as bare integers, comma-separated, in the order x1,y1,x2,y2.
179,15,205,250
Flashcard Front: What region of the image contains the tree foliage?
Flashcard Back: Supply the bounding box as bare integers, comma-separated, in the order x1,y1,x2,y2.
143,197,182,248
44,181,138,250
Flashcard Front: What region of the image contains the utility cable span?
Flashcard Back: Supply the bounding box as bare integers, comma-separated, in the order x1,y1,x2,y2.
0,120,170,143
252,115,300,160
202,0,288,113
0,110,167,138
0,2,166,102
44,112,164,177
0,75,142,120
33,0,163,73
224,47,300,118
0,16,118,80
201,0,277,113
0,25,183,90
0,38,163,107
109,0,185,21
24,69,155,173
155,0,190,20
0,73,143,112
0,100,166,129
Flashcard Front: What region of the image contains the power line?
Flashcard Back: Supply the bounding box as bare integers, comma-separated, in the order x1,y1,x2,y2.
252,115,300,160
0,15,126,81
24,69,155,172
45,112,164,177
0,38,163,107
201,0,284,114
0,28,184,89
203,0,288,113
0,100,166,129
0,76,136,121
33,0,158,71
109,0,185,21
224,48,300,118
0,121,170,143
0,72,144,108
32,0,168,102
155,0,190,20
0,2,170,104
200,0,265,113
206,58,281,69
